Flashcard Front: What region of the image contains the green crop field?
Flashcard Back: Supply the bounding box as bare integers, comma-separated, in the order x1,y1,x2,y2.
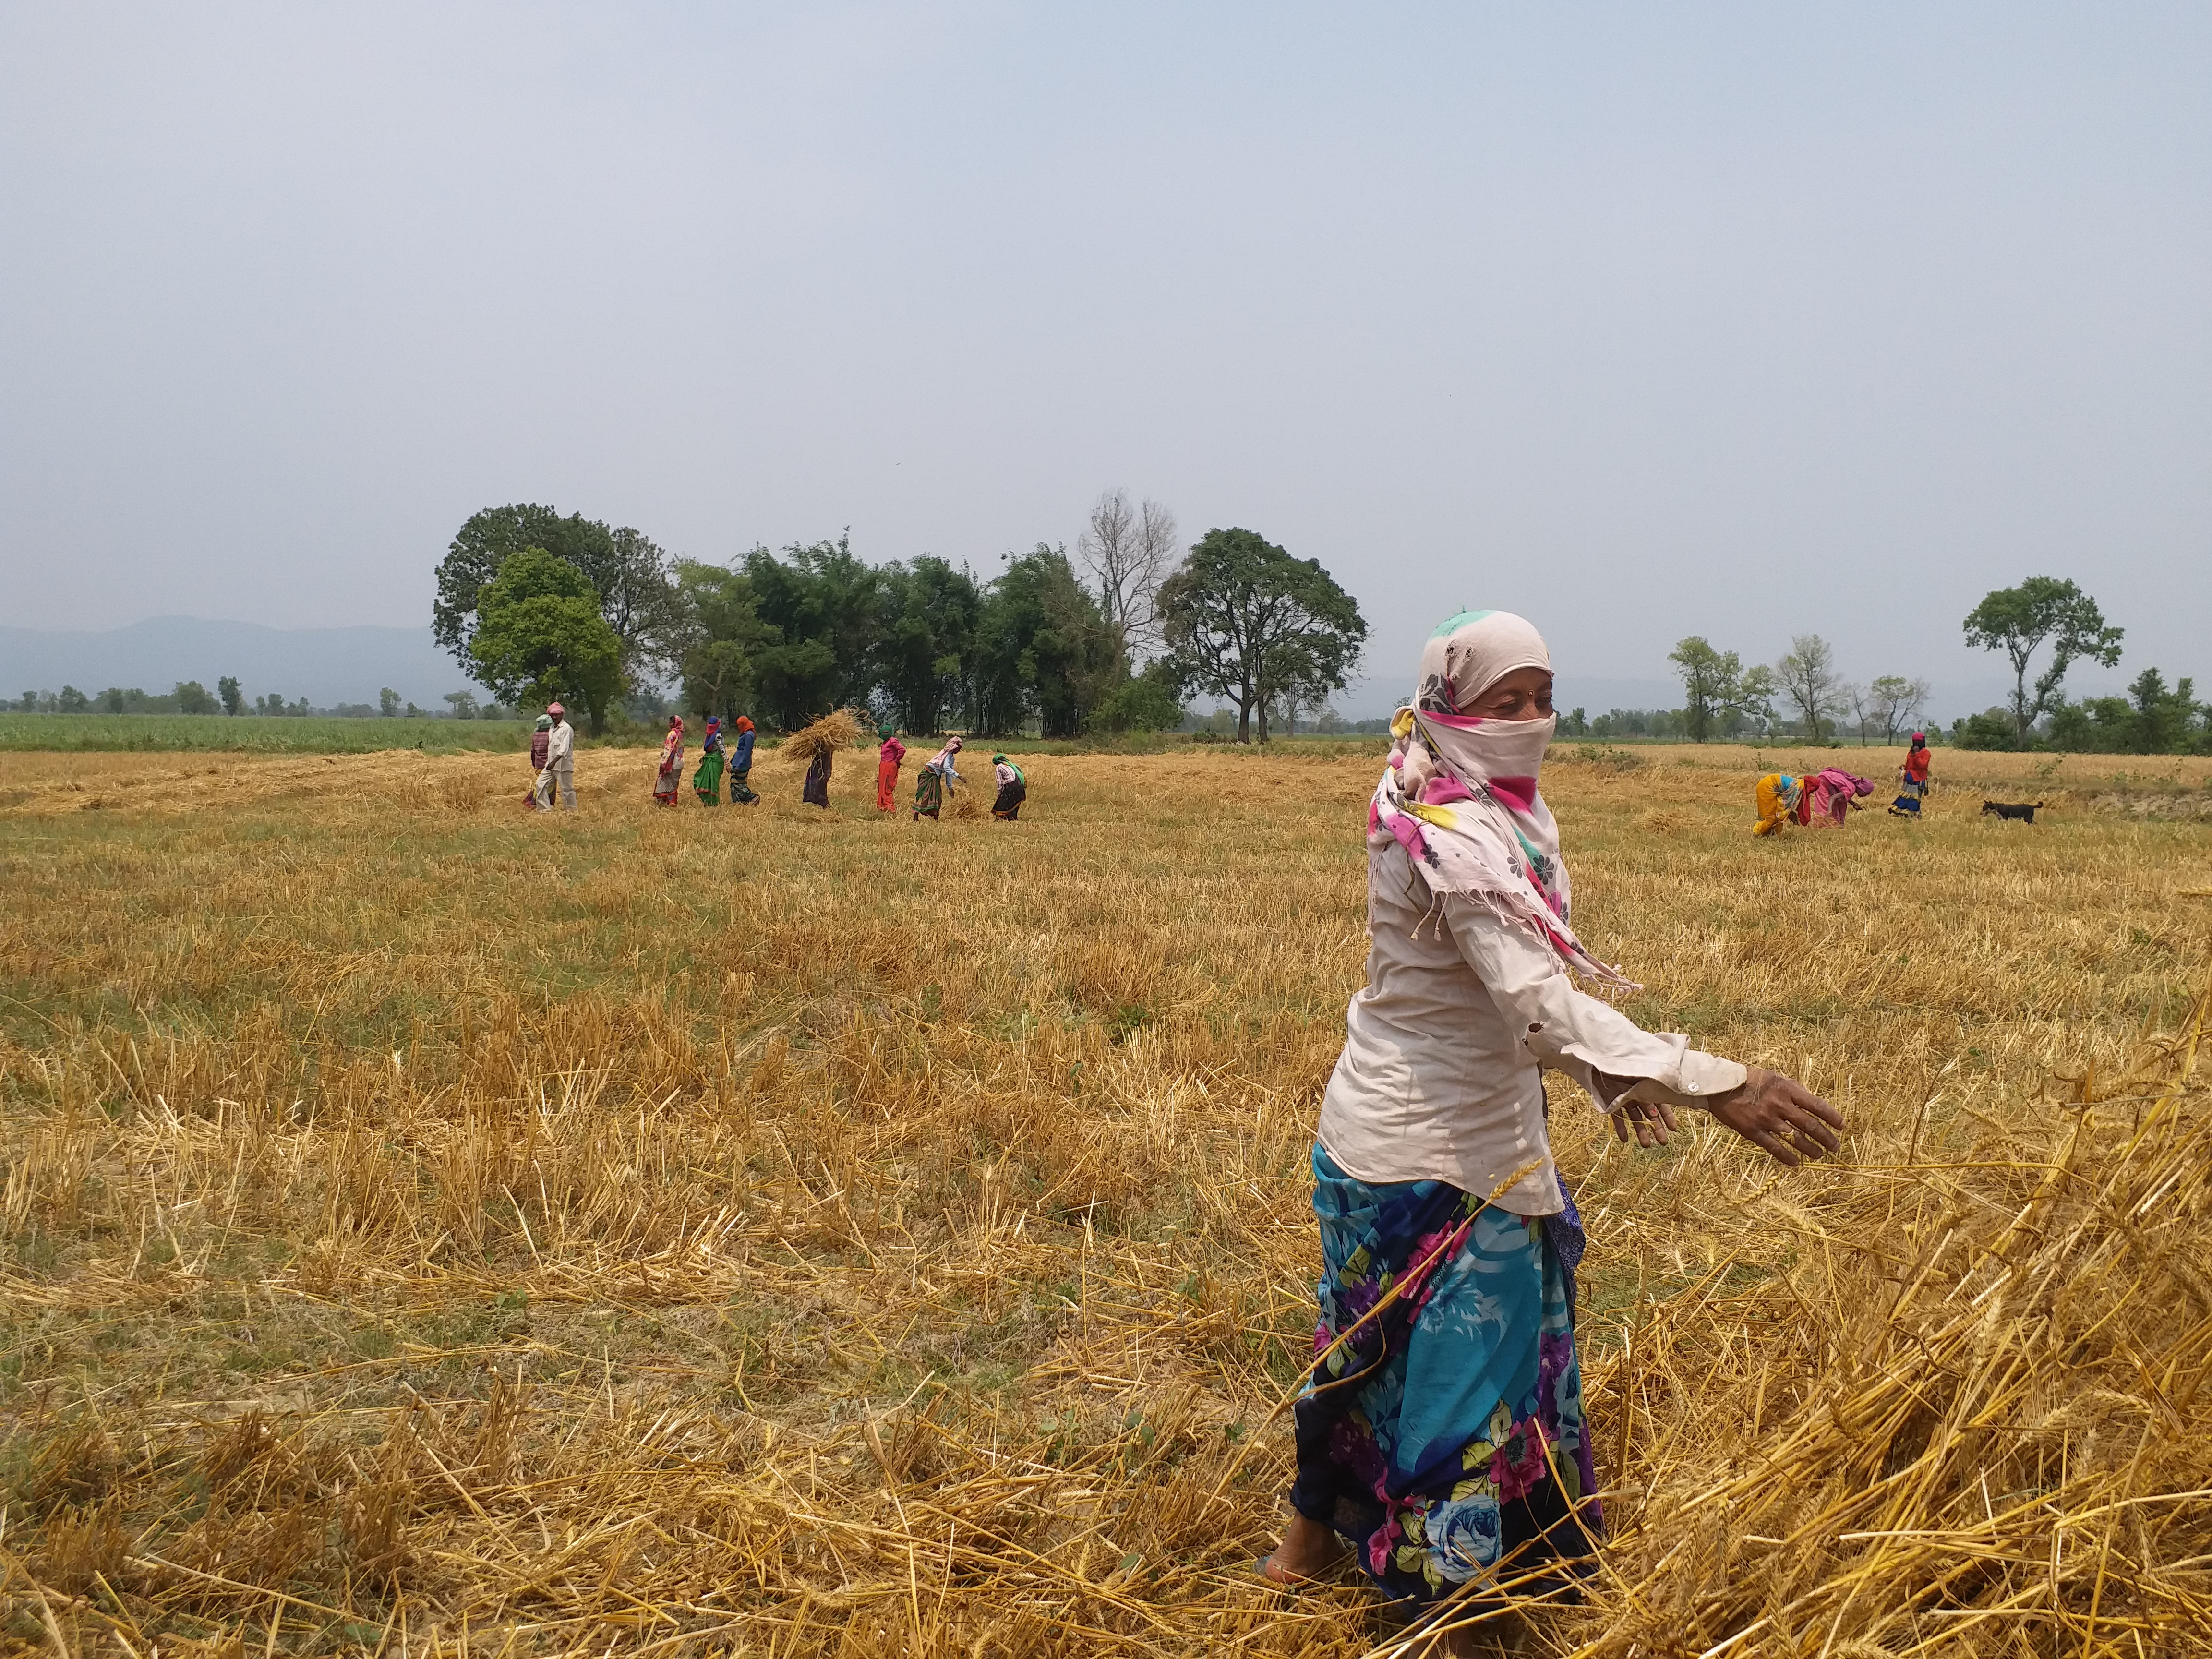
0,713,538,754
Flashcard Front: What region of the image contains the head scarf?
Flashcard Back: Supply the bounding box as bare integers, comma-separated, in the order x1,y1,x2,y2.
734,715,754,733
535,715,551,731
1370,610,1632,988
547,702,565,719
1910,732,1926,750
878,720,897,741
992,752,1007,764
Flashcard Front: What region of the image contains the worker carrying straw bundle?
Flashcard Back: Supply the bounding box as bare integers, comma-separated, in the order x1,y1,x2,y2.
1261,609,1846,1649
783,709,865,810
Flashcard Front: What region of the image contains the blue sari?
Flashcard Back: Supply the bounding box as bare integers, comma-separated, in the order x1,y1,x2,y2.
1291,1143,1601,1610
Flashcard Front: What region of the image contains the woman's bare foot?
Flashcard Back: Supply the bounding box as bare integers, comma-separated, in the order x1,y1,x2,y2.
1260,1513,1347,1584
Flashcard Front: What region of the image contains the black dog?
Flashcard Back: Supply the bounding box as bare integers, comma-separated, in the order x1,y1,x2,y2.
1982,799,2045,823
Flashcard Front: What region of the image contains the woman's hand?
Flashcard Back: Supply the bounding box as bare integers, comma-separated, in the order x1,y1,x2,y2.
1607,1098,1679,1148
1706,1068,1845,1166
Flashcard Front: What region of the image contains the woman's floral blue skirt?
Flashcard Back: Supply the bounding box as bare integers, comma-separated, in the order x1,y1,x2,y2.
1290,1143,1602,1609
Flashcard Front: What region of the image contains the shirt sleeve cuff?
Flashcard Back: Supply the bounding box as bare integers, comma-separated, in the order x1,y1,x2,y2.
1604,1051,1747,1110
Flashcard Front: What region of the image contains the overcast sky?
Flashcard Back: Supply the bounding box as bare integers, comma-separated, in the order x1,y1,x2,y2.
3,2,2207,708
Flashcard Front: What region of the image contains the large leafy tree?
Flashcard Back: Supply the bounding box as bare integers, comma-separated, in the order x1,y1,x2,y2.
669,561,774,724
875,556,981,735
1963,577,2124,748
434,504,679,688
1157,528,1365,743
1667,637,1776,742
466,548,625,732
970,546,1118,737
742,534,887,730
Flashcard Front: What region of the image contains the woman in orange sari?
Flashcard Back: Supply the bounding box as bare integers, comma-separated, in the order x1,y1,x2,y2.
876,723,906,811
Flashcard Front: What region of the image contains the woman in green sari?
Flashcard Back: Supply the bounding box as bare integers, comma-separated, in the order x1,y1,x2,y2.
692,717,726,805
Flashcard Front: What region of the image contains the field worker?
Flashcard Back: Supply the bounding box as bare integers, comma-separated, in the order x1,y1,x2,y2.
802,734,833,808
529,714,553,810
990,752,1026,819
1806,767,1874,826
1890,732,1932,817
692,716,725,805
876,722,907,811
912,735,963,820
1260,609,1844,1644
653,715,685,808
544,703,577,812
730,716,758,804
1752,770,1804,836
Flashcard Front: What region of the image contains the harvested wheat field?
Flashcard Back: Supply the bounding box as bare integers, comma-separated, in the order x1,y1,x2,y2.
3,740,2212,1656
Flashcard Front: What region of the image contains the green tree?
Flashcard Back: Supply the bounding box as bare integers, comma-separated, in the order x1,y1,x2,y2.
173,680,218,715
217,676,243,716
57,686,89,713
1157,528,1366,743
743,534,887,731
379,687,401,718
433,504,679,688
444,690,480,721
1086,658,1184,734
875,556,981,734
1963,577,2124,748
2124,668,2199,754
466,548,625,733
671,560,775,724
1667,637,1777,741
971,545,1118,737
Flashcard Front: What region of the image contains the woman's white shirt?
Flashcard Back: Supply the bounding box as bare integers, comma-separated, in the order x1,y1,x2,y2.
1318,836,1745,1216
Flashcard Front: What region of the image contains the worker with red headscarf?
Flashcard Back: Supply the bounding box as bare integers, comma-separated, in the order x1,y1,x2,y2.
729,716,759,804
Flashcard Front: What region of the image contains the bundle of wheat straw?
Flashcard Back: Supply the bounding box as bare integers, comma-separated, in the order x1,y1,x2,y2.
780,707,866,767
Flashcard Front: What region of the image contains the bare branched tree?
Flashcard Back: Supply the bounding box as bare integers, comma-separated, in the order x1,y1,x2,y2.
1864,674,1932,745
1078,489,1178,659
1776,634,1848,743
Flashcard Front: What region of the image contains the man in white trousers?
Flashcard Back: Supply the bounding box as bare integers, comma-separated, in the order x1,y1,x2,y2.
544,701,577,811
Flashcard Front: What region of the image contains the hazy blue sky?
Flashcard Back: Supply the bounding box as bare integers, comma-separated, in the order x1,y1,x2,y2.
3,3,2207,709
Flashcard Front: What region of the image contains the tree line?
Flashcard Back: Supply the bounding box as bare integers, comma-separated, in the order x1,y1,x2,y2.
1645,577,2209,755
8,683,512,720
433,496,1369,738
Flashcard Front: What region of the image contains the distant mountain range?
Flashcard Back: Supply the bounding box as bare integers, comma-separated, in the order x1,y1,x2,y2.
0,617,489,709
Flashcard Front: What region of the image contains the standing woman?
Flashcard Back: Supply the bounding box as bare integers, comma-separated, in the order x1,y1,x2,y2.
990,752,1026,820
528,714,553,810
877,723,907,811
730,716,758,804
1262,610,1844,1643
692,716,725,806
1889,732,1932,817
653,715,685,808
912,736,964,820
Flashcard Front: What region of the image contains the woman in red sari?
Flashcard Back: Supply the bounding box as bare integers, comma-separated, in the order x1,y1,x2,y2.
876,723,907,811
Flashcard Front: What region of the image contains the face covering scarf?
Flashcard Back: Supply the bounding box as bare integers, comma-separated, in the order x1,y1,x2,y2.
1369,609,1635,989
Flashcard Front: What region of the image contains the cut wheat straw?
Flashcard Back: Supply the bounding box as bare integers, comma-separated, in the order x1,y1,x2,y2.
780,708,868,768
1,745,2208,1656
